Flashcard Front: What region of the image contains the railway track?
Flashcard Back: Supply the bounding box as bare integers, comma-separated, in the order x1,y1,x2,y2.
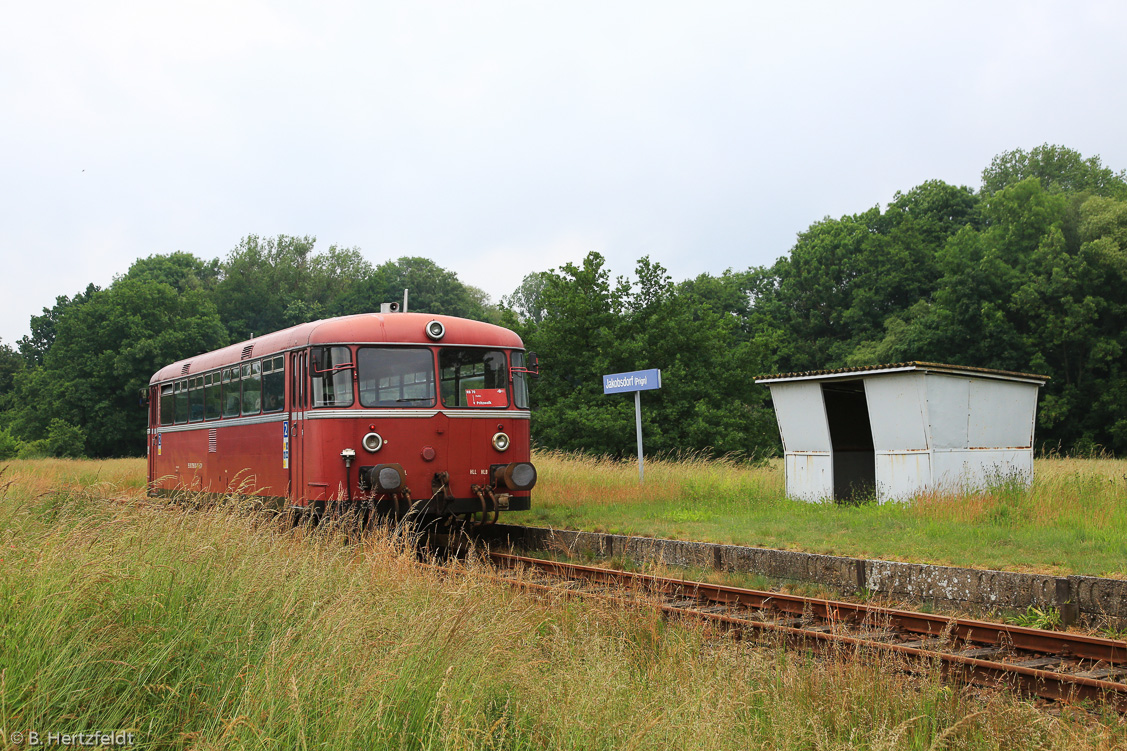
486,552,1127,711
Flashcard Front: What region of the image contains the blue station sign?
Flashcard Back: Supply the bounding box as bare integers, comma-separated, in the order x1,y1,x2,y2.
602,368,662,395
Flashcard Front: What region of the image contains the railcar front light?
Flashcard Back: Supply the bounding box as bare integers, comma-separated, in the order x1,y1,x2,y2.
425,320,445,341
362,432,384,453
491,431,510,451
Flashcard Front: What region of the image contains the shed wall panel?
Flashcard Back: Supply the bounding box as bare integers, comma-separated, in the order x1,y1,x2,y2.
864,374,929,451
926,375,970,449
875,451,932,502
769,382,831,453
785,453,833,501
932,450,1034,491
967,381,1039,449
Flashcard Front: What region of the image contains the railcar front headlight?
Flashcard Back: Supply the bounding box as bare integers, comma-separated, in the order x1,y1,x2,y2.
425,320,445,340
362,432,383,453
491,431,510,451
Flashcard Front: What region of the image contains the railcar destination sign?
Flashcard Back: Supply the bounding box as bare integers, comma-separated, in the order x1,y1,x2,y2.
602,368,662,394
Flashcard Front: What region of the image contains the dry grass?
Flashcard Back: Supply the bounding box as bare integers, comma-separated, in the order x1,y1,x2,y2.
1,460,1125,748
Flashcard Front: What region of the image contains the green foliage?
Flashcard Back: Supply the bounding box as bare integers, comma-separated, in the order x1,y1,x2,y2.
120,251,221,292
18,284,99,367
46,418,86,458
336,255,495,321
0,340,23,411
753,146,1127,454
214,234,374,341
753,180,978,370
1007,605,1063,631
982,143,1127,198
6,279,228,457
17,438,49,459
500,271,551,324
0,425,22,459
518,253,778,458
10,143,1127,459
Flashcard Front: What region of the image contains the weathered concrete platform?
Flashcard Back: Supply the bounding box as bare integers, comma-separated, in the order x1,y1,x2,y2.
485,525,1127,624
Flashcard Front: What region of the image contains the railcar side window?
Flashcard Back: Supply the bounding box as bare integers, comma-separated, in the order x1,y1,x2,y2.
438,349,509,408
188,376,204,422
222,367,241,418
174,380,189,424
511,351,529,409
262,356,284,413
204,372,221,420
241,361,262,415
311,346,354,407
160,384,174,426
357,347,435,407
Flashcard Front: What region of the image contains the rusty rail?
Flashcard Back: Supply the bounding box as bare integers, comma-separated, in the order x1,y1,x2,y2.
489,552,1127,711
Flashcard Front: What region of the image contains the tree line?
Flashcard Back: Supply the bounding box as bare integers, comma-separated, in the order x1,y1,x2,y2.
0,144,1124,459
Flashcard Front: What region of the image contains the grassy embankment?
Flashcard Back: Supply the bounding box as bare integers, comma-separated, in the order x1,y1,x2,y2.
524,451,1127,579
2,459,1126,749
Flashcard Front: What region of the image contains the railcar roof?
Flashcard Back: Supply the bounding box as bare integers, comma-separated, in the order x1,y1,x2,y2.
755,361,1049,385
150,313,524,384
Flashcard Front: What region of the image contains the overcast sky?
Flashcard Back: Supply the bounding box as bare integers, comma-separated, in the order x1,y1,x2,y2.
3,1,1125,347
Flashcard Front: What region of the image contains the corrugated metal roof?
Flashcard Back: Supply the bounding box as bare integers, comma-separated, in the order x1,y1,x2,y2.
755,361,1050,385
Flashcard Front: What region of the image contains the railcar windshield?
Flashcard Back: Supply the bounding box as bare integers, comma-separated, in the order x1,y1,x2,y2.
357,347,436,407
311,346,354,407
439,348,509,408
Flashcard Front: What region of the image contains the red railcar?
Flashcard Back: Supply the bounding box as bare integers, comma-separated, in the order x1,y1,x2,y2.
146,311,537,521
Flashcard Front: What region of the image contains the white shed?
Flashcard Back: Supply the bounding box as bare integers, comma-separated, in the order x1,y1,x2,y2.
755,362,1048,503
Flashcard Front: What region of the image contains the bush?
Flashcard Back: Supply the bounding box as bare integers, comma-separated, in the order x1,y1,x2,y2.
46,419,86,458
0,425,22,459
18,438,49,459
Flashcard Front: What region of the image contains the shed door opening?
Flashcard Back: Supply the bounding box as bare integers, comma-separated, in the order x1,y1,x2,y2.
821,381,875,501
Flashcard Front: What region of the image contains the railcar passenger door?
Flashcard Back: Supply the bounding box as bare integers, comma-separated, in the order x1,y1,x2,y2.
288,351,306,506
147,386,157,492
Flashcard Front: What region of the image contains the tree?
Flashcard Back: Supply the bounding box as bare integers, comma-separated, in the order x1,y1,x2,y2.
214,235,373,341
751,180,977,371
120,251,221,293
500,272,551,324
335,256,489,320
18,284,100,366
982,144,1127,199
518,253,777,458
0,340,23,409
860,179,1127,452
8,279,228,457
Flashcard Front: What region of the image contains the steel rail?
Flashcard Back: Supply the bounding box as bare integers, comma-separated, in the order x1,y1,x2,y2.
488,552,1127,711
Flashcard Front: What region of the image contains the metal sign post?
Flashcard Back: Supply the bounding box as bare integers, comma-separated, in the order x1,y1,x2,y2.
602,368,662,483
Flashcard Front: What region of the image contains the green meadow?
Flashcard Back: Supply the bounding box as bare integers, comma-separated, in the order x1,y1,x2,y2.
1,459,1125,749
524,451,1127,579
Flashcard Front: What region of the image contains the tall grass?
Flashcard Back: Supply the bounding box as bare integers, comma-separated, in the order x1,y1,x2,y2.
2,462,1124,748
